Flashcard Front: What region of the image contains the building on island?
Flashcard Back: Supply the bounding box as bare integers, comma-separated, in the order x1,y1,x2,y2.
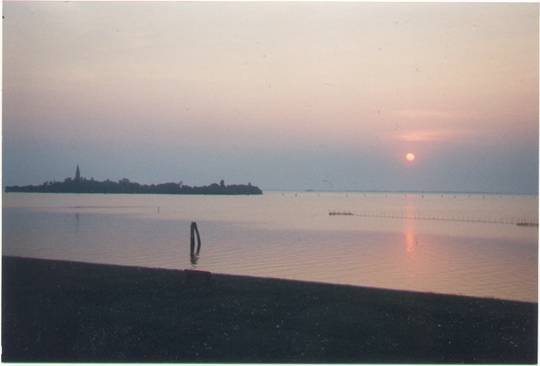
75,165,81,182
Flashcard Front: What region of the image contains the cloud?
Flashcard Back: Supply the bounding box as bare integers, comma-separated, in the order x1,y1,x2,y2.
390,129,471,143
394,109,457,121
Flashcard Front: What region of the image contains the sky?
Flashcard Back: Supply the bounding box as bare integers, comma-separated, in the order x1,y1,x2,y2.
3,2,539,193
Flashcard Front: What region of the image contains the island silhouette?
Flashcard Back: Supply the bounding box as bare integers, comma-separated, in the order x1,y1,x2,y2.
5,165,263,195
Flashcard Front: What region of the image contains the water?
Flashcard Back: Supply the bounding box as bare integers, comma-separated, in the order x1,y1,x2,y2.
3,192,538,302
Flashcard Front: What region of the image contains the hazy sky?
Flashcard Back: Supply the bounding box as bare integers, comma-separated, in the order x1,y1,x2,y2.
3,2,539,193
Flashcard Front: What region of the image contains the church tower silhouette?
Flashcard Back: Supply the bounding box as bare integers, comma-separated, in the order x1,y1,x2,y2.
75,165,81,182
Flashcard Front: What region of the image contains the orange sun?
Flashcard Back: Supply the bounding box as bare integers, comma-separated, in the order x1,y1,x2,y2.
406,152,416,162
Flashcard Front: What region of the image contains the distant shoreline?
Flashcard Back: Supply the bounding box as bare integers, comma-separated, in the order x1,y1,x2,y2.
5,179,263,195
4,190,537,196
3,256,537,363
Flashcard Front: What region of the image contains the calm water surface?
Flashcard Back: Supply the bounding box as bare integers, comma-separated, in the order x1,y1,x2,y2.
3,192,538,302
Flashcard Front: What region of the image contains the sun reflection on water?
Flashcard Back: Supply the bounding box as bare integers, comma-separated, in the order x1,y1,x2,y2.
404,225,417,255
403,202,418,256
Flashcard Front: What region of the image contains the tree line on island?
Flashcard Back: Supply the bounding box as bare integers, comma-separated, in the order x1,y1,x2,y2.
5,165,263,195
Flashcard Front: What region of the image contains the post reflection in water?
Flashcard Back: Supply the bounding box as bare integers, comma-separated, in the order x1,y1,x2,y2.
74,212,80,233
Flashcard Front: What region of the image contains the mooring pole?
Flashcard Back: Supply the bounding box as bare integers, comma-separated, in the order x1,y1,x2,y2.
190,222,202,264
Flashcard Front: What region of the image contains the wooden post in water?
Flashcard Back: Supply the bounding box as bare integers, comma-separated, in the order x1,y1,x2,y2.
190,222,202,264
186,221,212,284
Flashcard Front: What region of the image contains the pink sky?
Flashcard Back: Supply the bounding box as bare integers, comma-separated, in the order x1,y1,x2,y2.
3,2,538,193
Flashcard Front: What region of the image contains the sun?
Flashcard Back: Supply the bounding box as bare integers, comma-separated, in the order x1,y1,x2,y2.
406,152,416,162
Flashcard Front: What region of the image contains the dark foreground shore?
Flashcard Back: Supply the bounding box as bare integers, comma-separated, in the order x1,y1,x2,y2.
3,256,537,363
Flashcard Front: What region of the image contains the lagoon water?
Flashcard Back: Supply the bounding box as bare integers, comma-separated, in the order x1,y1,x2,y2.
3,192,538,302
